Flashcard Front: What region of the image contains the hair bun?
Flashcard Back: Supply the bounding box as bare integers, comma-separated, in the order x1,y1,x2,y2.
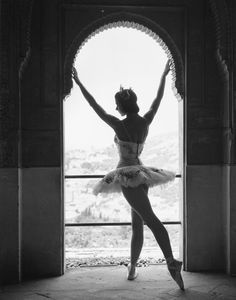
115,87,139,114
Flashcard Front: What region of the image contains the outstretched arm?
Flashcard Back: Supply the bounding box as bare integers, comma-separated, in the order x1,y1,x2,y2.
72,67,119,128
143,60,171,125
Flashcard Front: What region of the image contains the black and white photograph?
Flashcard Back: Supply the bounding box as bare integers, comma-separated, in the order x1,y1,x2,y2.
0,0,236,299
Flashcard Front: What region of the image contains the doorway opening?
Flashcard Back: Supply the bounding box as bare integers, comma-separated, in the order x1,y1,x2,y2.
64,23,183,268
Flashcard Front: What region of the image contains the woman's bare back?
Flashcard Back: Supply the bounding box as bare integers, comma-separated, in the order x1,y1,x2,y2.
115,114,149,143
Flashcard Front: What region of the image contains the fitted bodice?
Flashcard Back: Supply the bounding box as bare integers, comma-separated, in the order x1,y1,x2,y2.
114,135,145,167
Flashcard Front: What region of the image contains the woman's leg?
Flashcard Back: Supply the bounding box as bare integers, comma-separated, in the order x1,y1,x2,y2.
130,208,144,265
127,208,143,280
121,185,174,260
130,184,148,265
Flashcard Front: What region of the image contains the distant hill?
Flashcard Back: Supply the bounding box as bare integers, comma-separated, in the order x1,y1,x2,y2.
65,131,179,175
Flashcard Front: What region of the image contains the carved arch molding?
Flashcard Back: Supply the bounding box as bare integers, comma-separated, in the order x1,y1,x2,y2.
209,0,231,79
63,11,184,101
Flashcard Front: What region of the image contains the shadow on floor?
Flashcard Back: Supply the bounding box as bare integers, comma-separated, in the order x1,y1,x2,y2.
1,265,236,299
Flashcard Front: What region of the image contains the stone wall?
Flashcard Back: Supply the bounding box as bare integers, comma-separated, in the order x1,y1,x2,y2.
0,0,21,284
20,0,63,279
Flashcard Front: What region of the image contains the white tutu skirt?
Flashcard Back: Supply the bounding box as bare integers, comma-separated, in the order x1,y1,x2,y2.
93,165,175,195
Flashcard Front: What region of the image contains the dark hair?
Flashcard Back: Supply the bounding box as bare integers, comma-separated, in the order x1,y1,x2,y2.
115,88,139,114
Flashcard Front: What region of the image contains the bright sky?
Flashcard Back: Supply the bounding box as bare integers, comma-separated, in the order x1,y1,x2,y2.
64,27,178,151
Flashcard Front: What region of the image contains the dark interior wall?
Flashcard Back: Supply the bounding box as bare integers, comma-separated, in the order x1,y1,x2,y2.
0,0,21,284
185,0,227,271
0,0,236,284
187,2,223,164
21,0,61,169
20,0,63,279
231,0,236,273
0,0,63,283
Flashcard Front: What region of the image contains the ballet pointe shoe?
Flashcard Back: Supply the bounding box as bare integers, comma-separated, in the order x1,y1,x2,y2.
127,263,138,280
166,257,185,290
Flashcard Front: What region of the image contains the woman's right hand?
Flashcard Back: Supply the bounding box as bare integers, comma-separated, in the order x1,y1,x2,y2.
72,66,79,83
163,59,171,76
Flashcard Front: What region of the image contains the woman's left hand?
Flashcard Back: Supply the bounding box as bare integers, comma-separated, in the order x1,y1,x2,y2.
72,67,79,83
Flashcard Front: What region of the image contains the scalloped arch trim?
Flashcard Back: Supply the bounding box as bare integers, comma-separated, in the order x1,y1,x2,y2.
64,17,184,102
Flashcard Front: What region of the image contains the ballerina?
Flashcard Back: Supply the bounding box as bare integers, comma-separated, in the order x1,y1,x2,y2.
72,59,184,290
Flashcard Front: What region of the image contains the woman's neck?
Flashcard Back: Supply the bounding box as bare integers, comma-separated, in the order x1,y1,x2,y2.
126,113,138,118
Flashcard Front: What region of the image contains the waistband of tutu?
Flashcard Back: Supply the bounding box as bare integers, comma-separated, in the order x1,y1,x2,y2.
117,158,142,168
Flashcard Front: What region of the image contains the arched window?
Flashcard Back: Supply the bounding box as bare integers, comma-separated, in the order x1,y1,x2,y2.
64,25,182,265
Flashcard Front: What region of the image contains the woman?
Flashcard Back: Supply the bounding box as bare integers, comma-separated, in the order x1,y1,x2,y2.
72,60,184,290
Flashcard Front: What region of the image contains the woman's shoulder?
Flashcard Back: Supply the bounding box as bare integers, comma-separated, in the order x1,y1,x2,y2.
123,114,148,123
139,115,149,124
134,115,150,127
124,114,149,128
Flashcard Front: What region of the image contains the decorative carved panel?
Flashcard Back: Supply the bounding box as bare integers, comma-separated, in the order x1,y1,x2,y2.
0,0,34,167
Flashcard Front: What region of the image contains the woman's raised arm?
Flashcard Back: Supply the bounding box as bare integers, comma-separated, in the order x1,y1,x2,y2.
143,60,171,125
72,67,120,128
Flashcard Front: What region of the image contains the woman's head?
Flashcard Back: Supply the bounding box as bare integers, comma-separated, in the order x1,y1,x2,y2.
115,87,139,115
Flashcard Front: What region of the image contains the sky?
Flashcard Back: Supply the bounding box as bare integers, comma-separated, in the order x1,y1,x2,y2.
64,27,179,151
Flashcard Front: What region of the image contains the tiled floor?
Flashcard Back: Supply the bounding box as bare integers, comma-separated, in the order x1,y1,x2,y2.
1,265,236,300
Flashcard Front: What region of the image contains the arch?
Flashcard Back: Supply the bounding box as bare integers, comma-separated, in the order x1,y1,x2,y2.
208,0,230,80
208,0,233,155
18,0,34,79
63,11,184,102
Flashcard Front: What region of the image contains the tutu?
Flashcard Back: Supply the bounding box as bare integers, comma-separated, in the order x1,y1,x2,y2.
93,135,175,195
93,165,175,195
